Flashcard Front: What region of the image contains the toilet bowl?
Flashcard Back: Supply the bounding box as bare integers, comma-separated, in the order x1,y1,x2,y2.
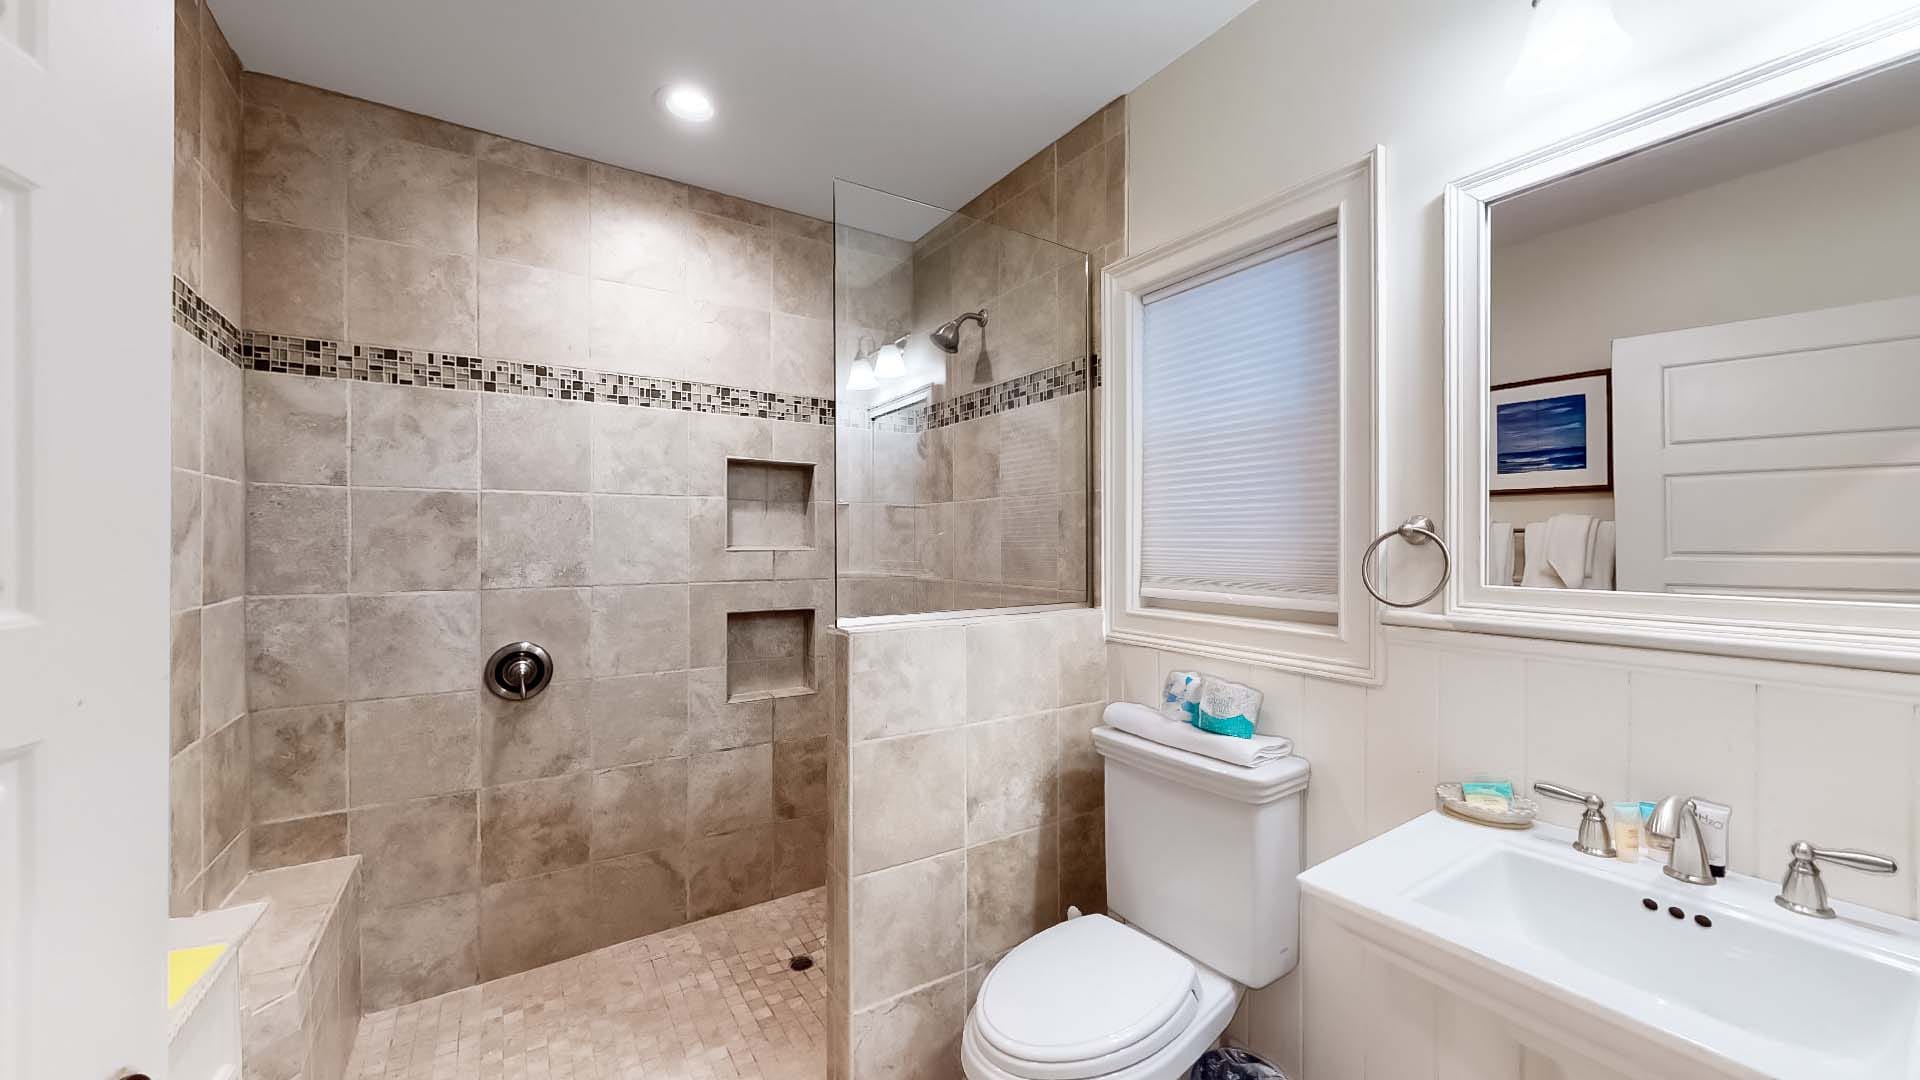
959,915,1240,1080
960,716,1310,1080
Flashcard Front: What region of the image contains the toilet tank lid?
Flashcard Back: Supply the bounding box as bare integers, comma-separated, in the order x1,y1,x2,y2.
1092,726,1309,804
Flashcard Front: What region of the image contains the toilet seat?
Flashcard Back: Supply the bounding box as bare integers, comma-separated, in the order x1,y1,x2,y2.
971,915,1200,1080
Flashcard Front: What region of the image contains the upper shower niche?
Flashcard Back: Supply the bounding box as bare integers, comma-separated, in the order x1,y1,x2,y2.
832,179,1094,620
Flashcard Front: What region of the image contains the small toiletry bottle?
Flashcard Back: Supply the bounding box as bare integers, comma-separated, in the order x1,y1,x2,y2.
1694,799,1731,878
1610,803,1642,862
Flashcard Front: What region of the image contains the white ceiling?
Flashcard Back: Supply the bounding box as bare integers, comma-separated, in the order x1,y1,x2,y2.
209,0,1259,222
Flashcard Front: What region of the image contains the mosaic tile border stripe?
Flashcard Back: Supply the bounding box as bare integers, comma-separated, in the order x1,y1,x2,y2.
240,331,838,425
173,276,241,363
868,357,1091,434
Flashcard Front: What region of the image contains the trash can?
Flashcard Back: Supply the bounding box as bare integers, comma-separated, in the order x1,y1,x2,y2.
1190,1047,1288,1080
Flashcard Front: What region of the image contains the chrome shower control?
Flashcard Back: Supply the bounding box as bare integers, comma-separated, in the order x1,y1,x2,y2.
486,641,553,700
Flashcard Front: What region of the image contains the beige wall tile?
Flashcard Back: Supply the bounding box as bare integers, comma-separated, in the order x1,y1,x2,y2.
589,584,690,676
202,347,245,480
246,596,348,710
349,382,478,488
349,791,479,908
1055,702,1106,819
849,972,965,1080
347,692,480,806
591,495,690,585
592,849,686,943
966,825,1059,958
477,258,589,365
682,301,772,388
479,588,591,684
346,592,479,700
200,54,243,204
201,176,244,319
686,214,771,310
587,758,686,859
247,484,348,594
201,713,251,867
201,475,246,604
481,679,591,785
251,704,347,822
686,826,772,919
479,865,595,979
348,136,478,254
966,713,1057,844
170,469,203,611
770,233,832,319
346,238,477,352
774,736,827,822
689,744,773,836
243,101,348,231
589,178,690,292
586,278,682,377
251,812,348,871
589,672,689,767
480,773,590,883
173,150,202,289
590,403,688,495
1058,809,1106,916
690,498,774,581
477,134,596,186
965,616,1059,723
768,314,834,400
170,610,202,755
688,414,774,496
359,892,479,1010
686,666,772,751
772,814,826,896
245,374,349,485
481,394,590,492
849,852,964,1009
478,162,589,273
201,596,247,737
479,493,591,588
349,489,479,593
850,730,964,874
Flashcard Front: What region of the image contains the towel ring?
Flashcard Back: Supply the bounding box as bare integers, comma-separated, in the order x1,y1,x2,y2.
1360,515,1452,609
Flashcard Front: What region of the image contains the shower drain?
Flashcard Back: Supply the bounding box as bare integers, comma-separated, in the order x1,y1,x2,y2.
788,955,814,972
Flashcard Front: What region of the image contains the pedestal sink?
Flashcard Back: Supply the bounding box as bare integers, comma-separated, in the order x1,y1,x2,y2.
1298,811,1920,1079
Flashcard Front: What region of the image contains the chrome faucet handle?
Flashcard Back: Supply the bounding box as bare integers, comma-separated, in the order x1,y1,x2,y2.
1531,782,1617,858
1775,841,1898,919
1655,797,1716,886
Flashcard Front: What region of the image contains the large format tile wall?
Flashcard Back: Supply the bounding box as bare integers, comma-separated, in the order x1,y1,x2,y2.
835,100,1122,617
170,0,252,917
1110,629,1920,1078
170,70,843,1009
826,607,1110,1080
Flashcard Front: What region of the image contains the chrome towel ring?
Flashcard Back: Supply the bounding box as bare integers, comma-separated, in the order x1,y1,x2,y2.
1360,515,1452,608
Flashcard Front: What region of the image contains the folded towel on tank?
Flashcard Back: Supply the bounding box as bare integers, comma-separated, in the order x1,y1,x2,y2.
1104,702,1293,768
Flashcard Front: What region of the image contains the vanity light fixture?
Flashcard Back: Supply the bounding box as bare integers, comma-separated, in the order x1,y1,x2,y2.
658,83,716,124
872,334,908,379
1509,0,1630,94
847,357,879,391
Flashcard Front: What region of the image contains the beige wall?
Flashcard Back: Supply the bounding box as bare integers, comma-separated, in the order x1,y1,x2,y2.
827,607,1109,1080
170,0,251,917
1123,0,1920,1076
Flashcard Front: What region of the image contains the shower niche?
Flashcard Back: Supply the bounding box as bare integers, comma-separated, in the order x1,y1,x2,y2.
725,608,816,701
726,458,817,550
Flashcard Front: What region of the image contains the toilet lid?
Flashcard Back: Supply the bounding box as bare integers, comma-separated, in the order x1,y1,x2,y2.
974,915,1199,1079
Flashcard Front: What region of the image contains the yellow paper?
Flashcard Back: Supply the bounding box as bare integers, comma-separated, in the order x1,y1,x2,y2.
167,943,228,1008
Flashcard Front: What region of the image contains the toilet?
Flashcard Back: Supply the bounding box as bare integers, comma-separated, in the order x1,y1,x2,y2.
961,716,1311,1080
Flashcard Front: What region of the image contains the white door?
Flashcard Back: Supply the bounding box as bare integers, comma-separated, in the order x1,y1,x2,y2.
0,0,173,1077
1612,294,1920,600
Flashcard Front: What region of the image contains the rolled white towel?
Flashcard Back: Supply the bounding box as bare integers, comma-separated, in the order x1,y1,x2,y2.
1104,702,1293,768
1521,522,1555,587
1544,513,1598,588
1584,521,1616,591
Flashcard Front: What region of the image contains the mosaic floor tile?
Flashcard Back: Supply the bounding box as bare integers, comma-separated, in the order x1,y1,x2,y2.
345,888,828,1080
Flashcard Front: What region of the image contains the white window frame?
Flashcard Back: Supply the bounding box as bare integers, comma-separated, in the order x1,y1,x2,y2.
1104,149,1384,683
1440,12,1920,676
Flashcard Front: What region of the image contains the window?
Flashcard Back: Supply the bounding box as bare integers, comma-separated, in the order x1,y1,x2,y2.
1138,228,1340,618
1103,151,1381,682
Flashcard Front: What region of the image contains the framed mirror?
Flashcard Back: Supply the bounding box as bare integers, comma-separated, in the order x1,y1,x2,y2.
1444,12,1920,673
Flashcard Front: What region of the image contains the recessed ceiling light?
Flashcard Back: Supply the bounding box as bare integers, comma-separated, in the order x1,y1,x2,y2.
659,83,716,124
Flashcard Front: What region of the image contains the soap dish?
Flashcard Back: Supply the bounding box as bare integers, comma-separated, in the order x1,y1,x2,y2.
1435,783,1537,829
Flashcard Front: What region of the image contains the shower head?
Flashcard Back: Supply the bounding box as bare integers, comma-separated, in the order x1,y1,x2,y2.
929,309,988,353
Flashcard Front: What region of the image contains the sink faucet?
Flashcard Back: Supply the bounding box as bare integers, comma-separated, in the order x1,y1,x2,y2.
1531,782,1616,858
1647,795,1717,885
1774,842,1899,918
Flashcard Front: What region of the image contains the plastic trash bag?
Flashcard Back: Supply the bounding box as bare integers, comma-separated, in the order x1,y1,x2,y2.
1189,1046,1288,1080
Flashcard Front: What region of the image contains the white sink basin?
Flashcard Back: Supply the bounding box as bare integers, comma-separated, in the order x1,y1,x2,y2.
1299,811,1920,1079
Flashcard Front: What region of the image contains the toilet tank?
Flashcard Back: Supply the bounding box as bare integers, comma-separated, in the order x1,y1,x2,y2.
1092,724,1310,989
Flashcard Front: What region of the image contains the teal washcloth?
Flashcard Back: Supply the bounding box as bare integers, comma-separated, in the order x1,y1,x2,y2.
1160,670,1202,724
1195,676,1262,739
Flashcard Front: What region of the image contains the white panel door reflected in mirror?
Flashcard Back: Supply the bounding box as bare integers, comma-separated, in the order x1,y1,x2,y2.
1484,57,1920,600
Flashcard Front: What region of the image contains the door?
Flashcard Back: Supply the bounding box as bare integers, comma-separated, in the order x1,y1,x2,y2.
0,0,173,1077
1612,294,1920,600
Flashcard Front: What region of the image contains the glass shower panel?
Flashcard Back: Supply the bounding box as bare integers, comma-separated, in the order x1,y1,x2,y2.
833,179,1093,620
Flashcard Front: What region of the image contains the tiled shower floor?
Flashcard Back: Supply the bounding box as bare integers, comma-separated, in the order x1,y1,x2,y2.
345,888,828,1080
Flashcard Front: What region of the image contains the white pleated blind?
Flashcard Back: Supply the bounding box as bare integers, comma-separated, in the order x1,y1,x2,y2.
1138,229,1340,610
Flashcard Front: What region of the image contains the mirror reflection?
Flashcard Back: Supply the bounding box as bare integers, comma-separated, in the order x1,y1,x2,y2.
1486,58,1920,600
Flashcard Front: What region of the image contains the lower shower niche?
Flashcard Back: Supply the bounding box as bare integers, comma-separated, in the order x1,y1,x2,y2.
725,608,815,701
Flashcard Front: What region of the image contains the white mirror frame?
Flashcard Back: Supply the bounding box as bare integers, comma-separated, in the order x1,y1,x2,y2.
1105,149,1383,683
1441,10,1920,675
